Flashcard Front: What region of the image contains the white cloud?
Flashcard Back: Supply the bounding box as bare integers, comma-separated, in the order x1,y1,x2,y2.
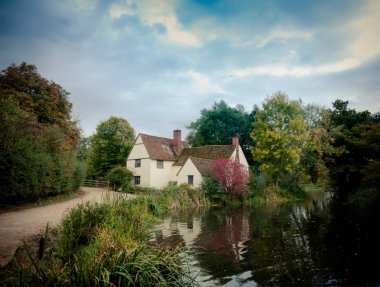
110,0,202,48
230,0,380,79
230,58,361,78
251,28,312,48
181,70,227,94
349,0,380,62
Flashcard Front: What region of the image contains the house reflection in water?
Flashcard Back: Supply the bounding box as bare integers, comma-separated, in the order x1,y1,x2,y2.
153,208,252,282
154,216,203,247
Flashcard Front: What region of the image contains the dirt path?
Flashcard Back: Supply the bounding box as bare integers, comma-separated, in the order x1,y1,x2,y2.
0,187,133,267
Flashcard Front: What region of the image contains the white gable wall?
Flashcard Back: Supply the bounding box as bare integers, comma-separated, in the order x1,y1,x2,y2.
177,159,203,188
230,146,249,170
126,134,151,187
127,135,149,159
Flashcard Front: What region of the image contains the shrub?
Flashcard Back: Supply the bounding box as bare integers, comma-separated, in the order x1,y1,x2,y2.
106,166,133,191
56,202,111,257
212,158,250,199
201,174,225,202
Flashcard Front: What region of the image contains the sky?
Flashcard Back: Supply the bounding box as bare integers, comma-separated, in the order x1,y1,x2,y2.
1,0,380,139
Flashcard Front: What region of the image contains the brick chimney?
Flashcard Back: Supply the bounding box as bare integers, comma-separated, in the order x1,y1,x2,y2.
173,129,182,155
232,136,239,147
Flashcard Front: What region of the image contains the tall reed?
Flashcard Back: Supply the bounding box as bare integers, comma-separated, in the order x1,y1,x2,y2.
2,189,201,286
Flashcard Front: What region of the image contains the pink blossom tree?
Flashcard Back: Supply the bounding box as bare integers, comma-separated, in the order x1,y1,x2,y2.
212,158,250,198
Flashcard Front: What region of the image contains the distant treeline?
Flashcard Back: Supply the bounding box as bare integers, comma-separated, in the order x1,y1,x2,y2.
1,62,379,206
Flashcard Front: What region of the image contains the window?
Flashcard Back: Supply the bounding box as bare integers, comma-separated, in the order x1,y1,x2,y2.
134,176,141,185
135,159,141,168
157,160,164,169
188,175,194,186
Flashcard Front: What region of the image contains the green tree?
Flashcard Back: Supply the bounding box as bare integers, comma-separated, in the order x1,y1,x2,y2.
78,136,92,161
0,63,83,203
187,101,255,164
328,100,380,201
107,166,134,191
0,62,79,146
300,104,342,188
251,92,307,188
88,117,135,178
331,99,372,129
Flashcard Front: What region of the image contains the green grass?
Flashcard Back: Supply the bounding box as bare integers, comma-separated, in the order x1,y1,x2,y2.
1,185,203,286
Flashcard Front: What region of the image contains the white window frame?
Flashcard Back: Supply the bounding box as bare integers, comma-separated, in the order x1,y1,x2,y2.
157,160,164,169
188,175,194,186
135,159,141,168
134,176,141,185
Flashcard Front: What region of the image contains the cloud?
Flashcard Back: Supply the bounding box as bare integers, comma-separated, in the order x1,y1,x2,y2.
228,0,380,79
229,58,361,78
245,28,312,48
349,0,380,62
110,0,202,47
181,70,227,94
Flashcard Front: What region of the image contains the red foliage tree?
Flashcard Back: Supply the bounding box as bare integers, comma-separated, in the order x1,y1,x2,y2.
212,158,250,198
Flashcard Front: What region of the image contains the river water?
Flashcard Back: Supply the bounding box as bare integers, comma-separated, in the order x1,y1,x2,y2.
153,192,380,286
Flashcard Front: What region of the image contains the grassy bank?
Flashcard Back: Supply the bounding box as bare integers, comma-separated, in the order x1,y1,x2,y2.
1,185,206,286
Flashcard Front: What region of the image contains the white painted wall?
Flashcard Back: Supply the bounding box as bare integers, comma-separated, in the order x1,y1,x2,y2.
127,135,149,159
177,159,203,188
170,165,181,183
126,134,151,187
149,160,175,189
230,146,249,170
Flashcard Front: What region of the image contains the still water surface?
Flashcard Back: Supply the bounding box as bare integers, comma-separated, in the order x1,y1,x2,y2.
153,193,380,286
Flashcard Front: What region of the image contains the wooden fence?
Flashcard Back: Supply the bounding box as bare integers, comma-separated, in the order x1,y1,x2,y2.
83,179,109,188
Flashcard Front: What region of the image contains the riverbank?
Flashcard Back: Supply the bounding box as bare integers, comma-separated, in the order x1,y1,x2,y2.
0,187,132,268
0,185,205,286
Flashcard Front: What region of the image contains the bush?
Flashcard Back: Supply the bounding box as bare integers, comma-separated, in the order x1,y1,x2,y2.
201,174,225,202
56,202,111,258
211,158,250,199
3,195,195,286
106,166,133,191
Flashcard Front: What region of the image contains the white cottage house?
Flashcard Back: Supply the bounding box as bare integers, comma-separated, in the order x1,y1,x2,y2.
126,130,249,188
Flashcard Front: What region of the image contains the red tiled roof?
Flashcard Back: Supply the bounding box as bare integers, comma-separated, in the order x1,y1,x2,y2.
140,133,188,161
173,145,235,166
188,157,215,176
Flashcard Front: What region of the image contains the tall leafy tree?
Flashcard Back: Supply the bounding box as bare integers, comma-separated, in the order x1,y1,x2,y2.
187,101,255,164
251,92,307,188
88,117,135,177
300,104,341,188
328,100,379,201
0,63,83,203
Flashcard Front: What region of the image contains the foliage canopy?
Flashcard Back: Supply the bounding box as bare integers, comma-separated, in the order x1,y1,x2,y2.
87,116,135,178
187,101,255,164
0,62,83,203
251,92,307,188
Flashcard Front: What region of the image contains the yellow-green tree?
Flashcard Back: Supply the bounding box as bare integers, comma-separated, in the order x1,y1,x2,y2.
251,92,307,188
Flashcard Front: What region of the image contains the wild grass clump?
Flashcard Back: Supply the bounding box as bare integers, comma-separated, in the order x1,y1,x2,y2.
144,183,208,213
3,194,197,286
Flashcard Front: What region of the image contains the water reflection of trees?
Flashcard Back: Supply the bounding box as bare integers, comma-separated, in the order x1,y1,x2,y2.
191,194,334,286
246,194,334,286
153,193,380,286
